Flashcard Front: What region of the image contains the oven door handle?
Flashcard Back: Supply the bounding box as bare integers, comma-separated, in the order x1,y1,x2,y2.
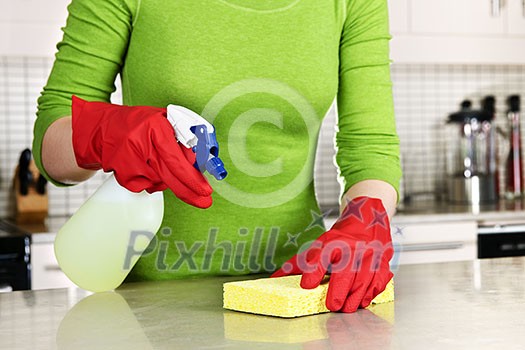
0,253,20,260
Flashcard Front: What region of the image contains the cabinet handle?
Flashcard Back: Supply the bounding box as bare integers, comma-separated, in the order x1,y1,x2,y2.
44,265,62,271
401,241,465,252
523,0,525,17
491,0,501,17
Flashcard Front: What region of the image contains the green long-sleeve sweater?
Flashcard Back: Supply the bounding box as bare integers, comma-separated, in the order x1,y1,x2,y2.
33,0,401,280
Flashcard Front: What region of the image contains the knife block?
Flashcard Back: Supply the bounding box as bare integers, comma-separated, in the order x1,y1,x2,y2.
12,161,48,224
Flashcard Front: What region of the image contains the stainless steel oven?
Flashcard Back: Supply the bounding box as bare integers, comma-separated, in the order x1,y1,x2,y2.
478,223,525,258
0,220,31,291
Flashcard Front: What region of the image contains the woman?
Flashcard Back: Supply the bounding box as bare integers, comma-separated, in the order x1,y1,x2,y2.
34,0,401,313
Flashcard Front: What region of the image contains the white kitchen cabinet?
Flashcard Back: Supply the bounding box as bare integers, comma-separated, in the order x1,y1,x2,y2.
411,0,505,35
31,241,76,290
0,0,69,56
508,0,525,35
0,23,65,57
388,0,409,34
391,221,478,266
323,217,478,265
0,0,69,22
389,0,525,64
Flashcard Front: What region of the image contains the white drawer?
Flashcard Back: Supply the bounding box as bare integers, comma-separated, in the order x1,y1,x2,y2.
392,221,477,244
392,221,477,265
324,218,478,265
31,242,76,290
392,241,477,266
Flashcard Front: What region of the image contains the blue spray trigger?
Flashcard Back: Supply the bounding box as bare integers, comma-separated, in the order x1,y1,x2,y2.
190,124,227,180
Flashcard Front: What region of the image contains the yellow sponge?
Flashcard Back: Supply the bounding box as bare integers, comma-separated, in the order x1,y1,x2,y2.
223,275,394,318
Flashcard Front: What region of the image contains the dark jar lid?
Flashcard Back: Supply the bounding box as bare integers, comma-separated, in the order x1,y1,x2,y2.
448,100,493,123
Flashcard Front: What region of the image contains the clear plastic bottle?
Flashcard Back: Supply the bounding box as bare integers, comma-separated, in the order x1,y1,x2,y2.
54,175,164,292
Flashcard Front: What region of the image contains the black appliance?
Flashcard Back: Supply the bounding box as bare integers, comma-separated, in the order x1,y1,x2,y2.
0,220,31,291
478,224,525,259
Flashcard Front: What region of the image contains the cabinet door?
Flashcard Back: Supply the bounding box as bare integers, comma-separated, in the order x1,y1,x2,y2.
391,221,478,265
411,0,505,35
389,0,409,33
0,0,69,22
508,0,525,35
31,242,76,290
0,0,69,56
323,217,478,265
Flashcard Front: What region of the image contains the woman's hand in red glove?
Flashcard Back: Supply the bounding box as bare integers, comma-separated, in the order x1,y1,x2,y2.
71,96,213,208
272,197,394,313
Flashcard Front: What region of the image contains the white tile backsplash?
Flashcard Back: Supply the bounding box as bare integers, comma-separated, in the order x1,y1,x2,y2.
392,64,525,202
1,57,525,218
0,56,109,218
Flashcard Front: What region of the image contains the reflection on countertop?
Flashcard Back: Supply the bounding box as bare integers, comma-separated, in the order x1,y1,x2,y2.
1,258,525,349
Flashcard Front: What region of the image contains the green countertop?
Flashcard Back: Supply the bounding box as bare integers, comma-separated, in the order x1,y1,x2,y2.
2,257,525,349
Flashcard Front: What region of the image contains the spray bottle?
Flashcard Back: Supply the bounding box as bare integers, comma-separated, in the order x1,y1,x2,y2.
54,105,227,292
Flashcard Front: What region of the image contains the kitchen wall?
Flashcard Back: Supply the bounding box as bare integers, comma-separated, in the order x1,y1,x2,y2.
1,57,525,217
314,64,525,208
394,64,525,202
0,56,109,218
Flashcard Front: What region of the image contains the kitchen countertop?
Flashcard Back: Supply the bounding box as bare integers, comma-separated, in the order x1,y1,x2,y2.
0,217,66,244
6,195,525,241
1,257,525,349
393,198,525,225
6,198,525,243
2,196,525,247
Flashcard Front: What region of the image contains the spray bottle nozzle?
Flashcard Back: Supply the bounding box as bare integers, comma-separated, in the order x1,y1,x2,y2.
190,124,227,181
166,105,227,181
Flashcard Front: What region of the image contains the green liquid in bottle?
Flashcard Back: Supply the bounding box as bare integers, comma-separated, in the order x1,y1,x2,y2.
54,175,164,292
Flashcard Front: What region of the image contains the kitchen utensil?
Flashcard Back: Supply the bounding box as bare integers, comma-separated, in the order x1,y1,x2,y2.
35,174,48,195
445,99,498,204
12,149,48,223
18,149,32,196
505,95,523,198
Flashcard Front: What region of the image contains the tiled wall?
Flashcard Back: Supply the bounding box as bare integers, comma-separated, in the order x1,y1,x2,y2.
1,57,525,218
315,64,525,207
393,64,525,202
0,57,109,217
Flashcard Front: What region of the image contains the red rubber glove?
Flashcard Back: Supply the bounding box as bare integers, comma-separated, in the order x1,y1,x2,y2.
71,96,213,208
302,311,393,350
272,197,394,313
